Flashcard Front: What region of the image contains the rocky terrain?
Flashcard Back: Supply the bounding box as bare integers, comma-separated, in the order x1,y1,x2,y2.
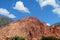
0,16,60,40
0,16,13,27
53,22,60,27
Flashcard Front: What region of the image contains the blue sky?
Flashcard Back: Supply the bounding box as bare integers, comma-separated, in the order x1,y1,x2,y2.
0,0,60,25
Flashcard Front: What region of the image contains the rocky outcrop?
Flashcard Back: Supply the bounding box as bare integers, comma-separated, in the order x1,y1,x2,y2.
0,16,60,40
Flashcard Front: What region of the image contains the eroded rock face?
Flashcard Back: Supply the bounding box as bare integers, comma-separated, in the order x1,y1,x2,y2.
0,16,60,40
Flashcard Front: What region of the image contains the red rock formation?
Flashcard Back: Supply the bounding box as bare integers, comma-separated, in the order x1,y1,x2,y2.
0,16,60,40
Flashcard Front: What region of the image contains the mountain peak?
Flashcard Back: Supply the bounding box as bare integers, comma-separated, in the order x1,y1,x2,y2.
0,16,60,40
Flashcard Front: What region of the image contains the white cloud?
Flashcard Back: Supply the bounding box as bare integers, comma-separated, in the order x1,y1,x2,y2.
46,23,50,26
53,7,60,16
36,0,60,17
0,8,16,18
13,1,30,13
36,0,59,8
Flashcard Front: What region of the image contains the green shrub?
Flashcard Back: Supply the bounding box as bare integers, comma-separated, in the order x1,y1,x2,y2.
10,36,25,40
41,36,60,40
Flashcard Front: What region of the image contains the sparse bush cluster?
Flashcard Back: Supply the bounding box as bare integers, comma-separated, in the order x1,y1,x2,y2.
41,36,60,40
10,36,25,40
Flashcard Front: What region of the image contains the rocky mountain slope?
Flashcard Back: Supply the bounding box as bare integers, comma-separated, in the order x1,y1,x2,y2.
0,16,60,40
0,16,13,27
53,22,60,27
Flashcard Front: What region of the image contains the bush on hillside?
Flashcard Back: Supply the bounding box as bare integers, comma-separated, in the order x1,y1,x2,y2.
10,36,25,40
41,36,60,40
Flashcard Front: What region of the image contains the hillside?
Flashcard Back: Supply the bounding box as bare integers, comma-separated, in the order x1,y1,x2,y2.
0,16,13,27
53,22,60,27
0,16,60,40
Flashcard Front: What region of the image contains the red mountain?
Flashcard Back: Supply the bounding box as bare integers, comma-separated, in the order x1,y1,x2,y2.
0,16,60,40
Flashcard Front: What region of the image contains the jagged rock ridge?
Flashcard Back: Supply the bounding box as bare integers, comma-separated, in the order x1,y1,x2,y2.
0,16,60,40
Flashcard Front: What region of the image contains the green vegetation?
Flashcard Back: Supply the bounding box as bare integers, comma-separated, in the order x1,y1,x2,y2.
41,36,60,40
10,36,25,40
0,16,13,27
